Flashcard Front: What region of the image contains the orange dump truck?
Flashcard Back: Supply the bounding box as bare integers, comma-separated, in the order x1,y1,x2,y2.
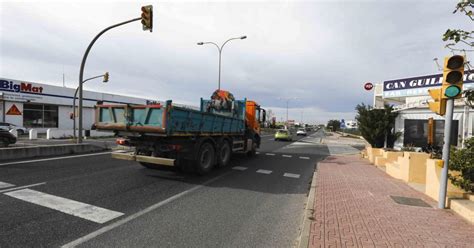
94,90,266,174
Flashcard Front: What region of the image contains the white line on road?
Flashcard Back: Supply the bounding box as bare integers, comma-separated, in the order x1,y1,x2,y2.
282,155,292,158
5,189,124,224
283,173,300,179
0,152,112,167
61,171,233,248
0,182,46,193
256,169,272,174
0,181,15,189
265,153,275,156
268,138,274,141
232,166,248,171
299,156,310,160
256,152,260,154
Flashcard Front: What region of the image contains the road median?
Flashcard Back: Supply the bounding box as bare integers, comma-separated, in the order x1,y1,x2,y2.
0,143,109,161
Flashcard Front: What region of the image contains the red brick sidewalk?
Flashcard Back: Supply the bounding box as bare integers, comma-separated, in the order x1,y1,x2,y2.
308,155,474,248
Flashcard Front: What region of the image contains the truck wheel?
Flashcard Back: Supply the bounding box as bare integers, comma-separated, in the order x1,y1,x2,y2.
195,142,215,175
217,140,231,167
247,142,257,157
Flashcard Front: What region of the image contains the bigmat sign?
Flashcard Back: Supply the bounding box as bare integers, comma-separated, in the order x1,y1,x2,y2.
383,70,474,98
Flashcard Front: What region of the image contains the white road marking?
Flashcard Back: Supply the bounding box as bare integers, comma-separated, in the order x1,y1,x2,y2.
265,153,275,156
283,173,300,178
256,169,272,174
0,181,15,189
0,182,46,193
232,166,248,171
256,152,260,154
282,155,292,158
299,156,310,160
61,171,232,248
0,152,112,167
5,189,124,224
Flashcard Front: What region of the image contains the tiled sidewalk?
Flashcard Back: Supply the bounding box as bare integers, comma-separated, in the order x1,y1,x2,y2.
309,155,474,248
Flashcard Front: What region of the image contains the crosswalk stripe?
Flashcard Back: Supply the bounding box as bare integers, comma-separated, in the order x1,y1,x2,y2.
5,189,124,224
232,166,248,171
256,169,272,174
0,181,15,189
283,173,300,178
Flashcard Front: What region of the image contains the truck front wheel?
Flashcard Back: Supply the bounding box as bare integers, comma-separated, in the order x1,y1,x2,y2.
195,142,215,175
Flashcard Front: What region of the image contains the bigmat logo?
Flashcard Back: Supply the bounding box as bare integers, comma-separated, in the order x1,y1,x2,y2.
0,80,44,93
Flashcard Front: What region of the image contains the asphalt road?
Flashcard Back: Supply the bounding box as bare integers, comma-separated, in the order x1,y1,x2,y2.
0,130,332,248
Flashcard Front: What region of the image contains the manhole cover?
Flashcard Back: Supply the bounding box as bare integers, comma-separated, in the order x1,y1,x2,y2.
390,196,431,208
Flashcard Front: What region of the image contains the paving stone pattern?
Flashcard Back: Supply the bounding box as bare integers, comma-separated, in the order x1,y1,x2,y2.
309,155,474,248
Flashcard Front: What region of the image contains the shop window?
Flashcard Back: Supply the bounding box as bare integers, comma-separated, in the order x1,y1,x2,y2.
23,104,58,128
404,119,458,147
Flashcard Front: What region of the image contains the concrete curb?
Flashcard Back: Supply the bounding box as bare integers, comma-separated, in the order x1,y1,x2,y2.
296,166,318,248
0,143,109,161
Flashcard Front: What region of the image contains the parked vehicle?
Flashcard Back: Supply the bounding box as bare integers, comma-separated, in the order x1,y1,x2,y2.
275,129,292,141
296,128,307,136
0,122,28,135
0,130,17,147
95,90,266,175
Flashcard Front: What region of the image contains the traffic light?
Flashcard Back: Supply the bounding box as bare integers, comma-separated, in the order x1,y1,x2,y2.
428,88,446,116
103,72,109,83
442,55,464,99
141,5,153,32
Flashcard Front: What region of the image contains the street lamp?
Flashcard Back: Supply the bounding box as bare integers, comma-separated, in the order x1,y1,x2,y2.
278,97,297,126
72,73,109,140
197,35,247,90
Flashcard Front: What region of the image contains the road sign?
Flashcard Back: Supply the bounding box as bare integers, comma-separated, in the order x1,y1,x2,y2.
364,82,374,91
6,104,21,115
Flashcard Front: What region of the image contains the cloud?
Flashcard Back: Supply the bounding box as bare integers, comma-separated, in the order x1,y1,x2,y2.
1,0,471,124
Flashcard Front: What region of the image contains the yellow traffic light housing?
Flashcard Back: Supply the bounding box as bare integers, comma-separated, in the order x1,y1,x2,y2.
428,88,446,116
103,72,109,83
141,5,153,32
442,55,464,99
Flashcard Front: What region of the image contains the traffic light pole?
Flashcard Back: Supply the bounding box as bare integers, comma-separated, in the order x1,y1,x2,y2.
78,17,141,144
438,98,454,209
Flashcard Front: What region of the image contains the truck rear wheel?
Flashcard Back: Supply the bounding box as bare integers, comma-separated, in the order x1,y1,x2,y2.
217,140,231,167
195,142,215,175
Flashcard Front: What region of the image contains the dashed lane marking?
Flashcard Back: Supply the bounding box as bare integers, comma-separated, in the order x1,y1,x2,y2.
256,152,260,154
283,173,301,179
0,181,15,189
282,155,292,158
265,153,275,156
299,156,310,160
5,189,124,224
0,182,46,194
232,166,248,171
256,169,272,174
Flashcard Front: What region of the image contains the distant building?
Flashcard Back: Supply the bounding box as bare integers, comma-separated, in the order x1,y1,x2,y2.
373,70,474,148
0,78,149,133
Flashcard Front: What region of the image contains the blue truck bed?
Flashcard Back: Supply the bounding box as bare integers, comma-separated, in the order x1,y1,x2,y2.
95,99,247,136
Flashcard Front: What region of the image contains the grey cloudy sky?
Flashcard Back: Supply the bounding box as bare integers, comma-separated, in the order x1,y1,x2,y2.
0,0,470,124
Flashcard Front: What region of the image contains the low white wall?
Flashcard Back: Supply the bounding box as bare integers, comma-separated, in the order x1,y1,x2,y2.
46,129,113,139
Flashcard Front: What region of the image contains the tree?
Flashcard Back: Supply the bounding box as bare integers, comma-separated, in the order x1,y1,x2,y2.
326,120,341,132
443,1,474,107
355,103,398,148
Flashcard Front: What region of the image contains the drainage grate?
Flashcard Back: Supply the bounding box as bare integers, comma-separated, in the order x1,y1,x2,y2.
390,195,431,208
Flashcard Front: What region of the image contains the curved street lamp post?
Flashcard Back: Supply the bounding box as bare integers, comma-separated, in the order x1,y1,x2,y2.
197,36,247,90
72,73,109,139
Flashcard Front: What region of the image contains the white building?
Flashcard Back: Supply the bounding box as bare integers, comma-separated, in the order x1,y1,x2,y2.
0,78,149,133
373,70,474,148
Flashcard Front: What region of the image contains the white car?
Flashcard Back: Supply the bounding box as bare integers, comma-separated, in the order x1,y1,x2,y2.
296,129,307,136
0,122,28,135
